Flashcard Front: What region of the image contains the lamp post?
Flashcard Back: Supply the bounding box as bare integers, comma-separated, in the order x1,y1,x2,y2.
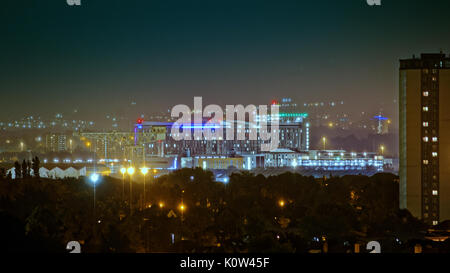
179,203,186,213
380,145,385,156
120,167,126,203
90,173,99,206
140,167,149,210
178,202,186,223
127,167,135,214
90,173,99,222
178,187,186,243
140,166,149,252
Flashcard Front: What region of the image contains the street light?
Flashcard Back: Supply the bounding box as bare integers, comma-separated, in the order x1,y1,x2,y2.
90,173,99,183
140,167,149,210
278,200,285,208
178,200,187,243
141,167,148,175
90,172,100,232
140,166,150,252
90,173,100,211
322,137,327,150
380,145,385,156
140,167,149,175
120,167,126,203
127,167,135,214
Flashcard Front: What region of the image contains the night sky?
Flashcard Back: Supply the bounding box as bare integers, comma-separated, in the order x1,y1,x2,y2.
1,0,450,128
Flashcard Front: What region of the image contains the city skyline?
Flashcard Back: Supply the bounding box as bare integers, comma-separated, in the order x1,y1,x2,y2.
2,0,450,128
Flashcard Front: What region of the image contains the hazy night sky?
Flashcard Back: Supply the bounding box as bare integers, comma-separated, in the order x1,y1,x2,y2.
1,0,450,128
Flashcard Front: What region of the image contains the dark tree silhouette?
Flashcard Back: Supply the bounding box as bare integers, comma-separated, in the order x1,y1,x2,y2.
27,160,31,177
14,161,21,179
0,168,6,180
22,160,28,178
32,157,40,178
6,170,12,180
0,169,437,253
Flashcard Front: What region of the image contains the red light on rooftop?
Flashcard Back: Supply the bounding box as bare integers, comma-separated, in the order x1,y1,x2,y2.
137,118,143,124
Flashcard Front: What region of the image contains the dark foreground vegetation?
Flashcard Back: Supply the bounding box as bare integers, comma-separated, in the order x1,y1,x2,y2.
1,168,448,253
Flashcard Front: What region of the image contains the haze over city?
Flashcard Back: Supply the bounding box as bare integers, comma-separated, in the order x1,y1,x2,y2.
2,0,450,129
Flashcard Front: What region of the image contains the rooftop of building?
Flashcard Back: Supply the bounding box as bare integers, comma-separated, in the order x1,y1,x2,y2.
400,52,450,69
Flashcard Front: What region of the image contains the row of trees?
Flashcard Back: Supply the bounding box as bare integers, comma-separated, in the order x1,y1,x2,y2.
0,157,40,180
1,168,447,253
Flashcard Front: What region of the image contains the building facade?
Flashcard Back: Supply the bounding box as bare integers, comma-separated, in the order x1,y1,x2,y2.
45,133,68,152
399,53,450,225
143,120,308,157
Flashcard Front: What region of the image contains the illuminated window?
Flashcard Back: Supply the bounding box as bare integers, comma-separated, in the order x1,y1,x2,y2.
423,106,429,112
433,221,438,226
423,122,429,127
432,190,438,196
423,91,429,97
432,152,438,157
432,137,438,142
423,137,429,142
423,160,429,165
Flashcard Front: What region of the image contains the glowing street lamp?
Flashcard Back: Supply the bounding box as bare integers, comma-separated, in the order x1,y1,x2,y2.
278,200,285,208
380,145,385,156
120,167,126,203
159,202,164,208
140,167,149,175
178,202,187,241
127,167,135,175
141,167,149,209
90,173,100,210
322,137,327,150
90,173,99,184
127,167,135,214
